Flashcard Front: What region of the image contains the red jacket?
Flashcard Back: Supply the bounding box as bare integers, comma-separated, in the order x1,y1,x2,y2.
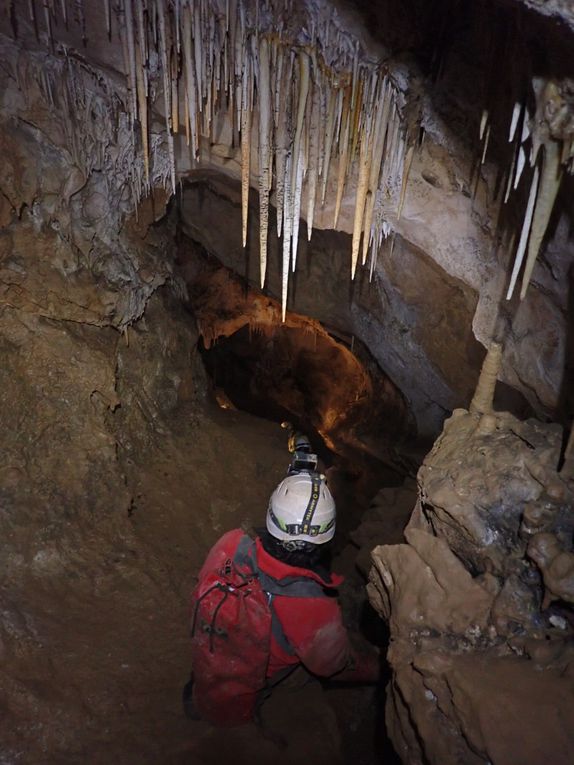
190,530,379,725
254,536,378,682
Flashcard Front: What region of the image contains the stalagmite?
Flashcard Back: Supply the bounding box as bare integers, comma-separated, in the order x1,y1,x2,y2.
470,341,503,415
257,37,272,287
506,164,540,300
519,140,562,299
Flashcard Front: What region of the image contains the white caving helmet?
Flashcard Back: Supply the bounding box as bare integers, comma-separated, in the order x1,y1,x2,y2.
266,472,336,545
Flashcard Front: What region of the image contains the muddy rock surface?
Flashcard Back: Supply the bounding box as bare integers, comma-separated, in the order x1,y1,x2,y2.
368,407,574,765
0,279,351,763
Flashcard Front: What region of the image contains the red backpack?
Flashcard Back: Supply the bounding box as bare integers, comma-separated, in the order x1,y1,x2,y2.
189,530,325,726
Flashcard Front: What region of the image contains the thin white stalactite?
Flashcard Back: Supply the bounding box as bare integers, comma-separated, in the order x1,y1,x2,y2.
274,53,292,240
333,87,350,228
182,3,198,158
171,62,179,133
135,0,147,68
479,108,488,140
258,36,272,288
194,0,203,112
306,83,320,240
135,36,149,184
509,102,520,142
480,124,491,165
320,89,337,205
291,145,305,273
514,145,526,189
368,226,380,282
351,123,372,278
520,140,562,300
157,0,176,191
290,51,310,218
504,147,517,204
506,165,539,300
240,58,252,248
397,143,415,221
43,0,53,49
362,79,390,262
282,153,293,321
123,0,138,121
104,0,110,38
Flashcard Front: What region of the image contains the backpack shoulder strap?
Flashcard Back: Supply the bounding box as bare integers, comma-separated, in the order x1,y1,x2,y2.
232,534,258,575
232,535,298,656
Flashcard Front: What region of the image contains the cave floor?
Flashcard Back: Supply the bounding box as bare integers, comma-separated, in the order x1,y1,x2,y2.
2,403,384,765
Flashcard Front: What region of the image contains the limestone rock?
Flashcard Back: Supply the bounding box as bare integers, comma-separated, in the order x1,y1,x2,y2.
369,405,574,764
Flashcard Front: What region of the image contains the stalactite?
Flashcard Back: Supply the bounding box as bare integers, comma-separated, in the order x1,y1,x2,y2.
104,0,110,38
75,0,86,45
257,36,272,287
240,58,252,249
397,143,415,220
157,0,176,192
514,145,526,189
182,2,198,158
281,153,293,321
333,86,350,228
351,128,371,279
519,140,562,300
134,3,149,184
479,109,488,141
480,124,491,165
12,0,415,302
122,0,138,121
506,164,539,300
320,89,337,205
306,82,320,240
43,0,53,50
291,143,305,273
362,79,390,264
508,102,520,142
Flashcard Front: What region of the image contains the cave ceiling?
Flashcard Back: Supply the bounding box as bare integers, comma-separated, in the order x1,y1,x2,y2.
0,0,573,439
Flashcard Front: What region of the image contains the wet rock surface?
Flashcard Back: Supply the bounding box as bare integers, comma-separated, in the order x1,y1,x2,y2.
368,407,574,764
